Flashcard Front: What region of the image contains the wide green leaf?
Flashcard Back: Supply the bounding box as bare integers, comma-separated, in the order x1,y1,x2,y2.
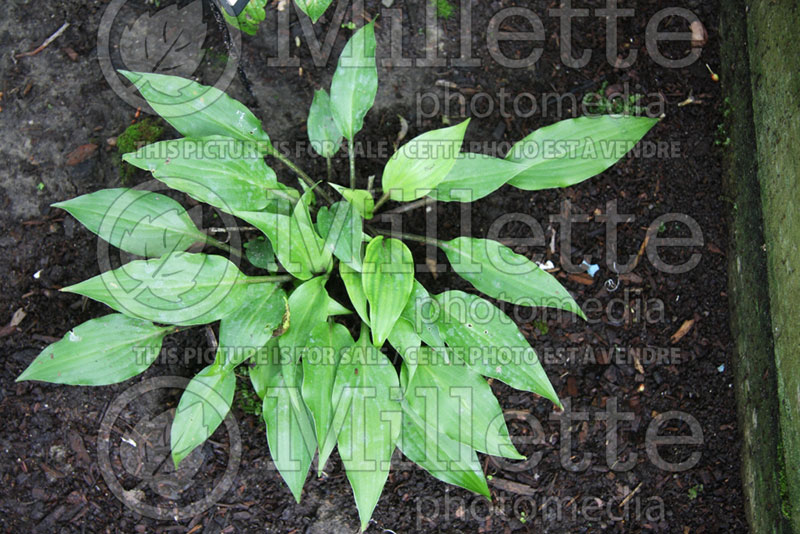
123,136,277,211
302,321,354,473
263,369,317,502
332,331,402,531
406,350,523,459
387,317,421,386
244,236,277,271
237,199,331,280
399,400,490,497
430,154,525,202
400,280,447,353
316,201,363,271
330,22,378,141
328,184,374,219
171,364,235,466
53,188,209,258
250,339,282,399
294,0,333,23
63,252,249,325
439,237,584,318
120,70,271,148
340,262,369,325
362,237,414,346
382,120,470,202
433,290,561,407
307,89,342,158
216,283,286,370
17,314,170,385
505,115,659,190
279,277,330,387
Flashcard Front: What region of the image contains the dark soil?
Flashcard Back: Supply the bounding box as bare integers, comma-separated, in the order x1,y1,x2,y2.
0,0,746,532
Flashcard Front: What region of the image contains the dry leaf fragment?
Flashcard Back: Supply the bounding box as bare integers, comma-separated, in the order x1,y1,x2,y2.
670,318,696,344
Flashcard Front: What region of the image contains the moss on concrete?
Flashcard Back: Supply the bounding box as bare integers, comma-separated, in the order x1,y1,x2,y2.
745,1,800,530
720,1,790,531
723,0,800,531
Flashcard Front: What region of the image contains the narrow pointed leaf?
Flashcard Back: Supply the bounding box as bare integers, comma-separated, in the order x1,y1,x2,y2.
63,252,249,325
217,283,286,370
330,22,378,140
382,120,470,202
308,89,342,158
387,317,421,387
332,332,402,530
505,115,659,190
340,262,369,325
433,291,561,407
53,188,208,258
316,201,363,271
430,154,525,202
362,237,414,346
120,70,271,147
439,237,584,318
17,314,170,385
250,339,282,399
328,184,374,219
406,350,524,459
302,321,354,473
399,401,490,498
171,364,235,466
263,370,317,502
123,136,276,211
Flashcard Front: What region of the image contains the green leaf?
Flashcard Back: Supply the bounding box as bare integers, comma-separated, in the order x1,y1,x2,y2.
505,115,659,190
316,201,363,271
302,321,354,473
387,317,421,386
399,401,490,497
222,0,267,35
294,0,333,23
120,70,270,147
263,369,317,502
328,184,374,219
244,236,277,271
406,350,523,459
16,314,170,385
249,339,282,399
438,237,584,318
330,22,378,140
400,280,447,353
332,331,402,530
171,364,235,467
236,199,331,280
53,188,208,258
279,277,330,387
327,296,352,316
432,291,561,407
362,237,415,346
123,136,277,211
382,120,470,202
63,252,249,326
430,154,525,202
307,89,343,158
340,262,369,325
217,283,286,371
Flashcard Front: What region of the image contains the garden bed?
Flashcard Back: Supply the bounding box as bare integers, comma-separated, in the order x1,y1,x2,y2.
0,1,747,532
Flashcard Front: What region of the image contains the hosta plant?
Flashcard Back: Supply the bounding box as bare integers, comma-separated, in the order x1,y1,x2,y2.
18,21,657,531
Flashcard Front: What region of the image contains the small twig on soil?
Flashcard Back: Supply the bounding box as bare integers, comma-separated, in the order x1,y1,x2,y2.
16,22,70,58
377,197,436,217
207,226,257,233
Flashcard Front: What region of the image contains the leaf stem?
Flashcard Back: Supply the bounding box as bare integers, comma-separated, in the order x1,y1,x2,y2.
373,191,391,212
207,237,242,258
348,137,356,189
268,146,334,204
244,275,294,284
365,225,441,247
326,156,333,182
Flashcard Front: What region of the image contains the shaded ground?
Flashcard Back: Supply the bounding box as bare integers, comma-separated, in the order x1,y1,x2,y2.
0,0,745,532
